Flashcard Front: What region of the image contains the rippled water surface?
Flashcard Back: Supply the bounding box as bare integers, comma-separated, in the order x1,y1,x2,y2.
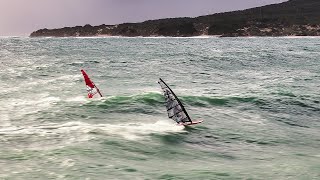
0,37,319,179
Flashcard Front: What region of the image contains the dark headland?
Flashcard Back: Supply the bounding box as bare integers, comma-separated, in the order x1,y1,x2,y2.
30,0,320,37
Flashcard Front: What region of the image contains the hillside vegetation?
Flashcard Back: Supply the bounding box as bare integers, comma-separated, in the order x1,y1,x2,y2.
30,0,320,37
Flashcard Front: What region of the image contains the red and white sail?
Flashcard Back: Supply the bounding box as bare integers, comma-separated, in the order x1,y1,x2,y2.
81,69,103,98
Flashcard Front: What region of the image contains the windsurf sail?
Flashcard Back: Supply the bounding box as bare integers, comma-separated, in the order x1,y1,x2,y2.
158,78,194,125
81,69,103,98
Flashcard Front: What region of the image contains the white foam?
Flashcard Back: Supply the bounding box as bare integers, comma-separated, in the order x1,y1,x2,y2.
67,35,220,39
94,120,185,140
275,36,320,39
0,120,185,143
64,96,88,103
9,96,60,107
71,36,110,39
4,95,61,120
0,113,11,127
27,74,81,86
60,159,75,167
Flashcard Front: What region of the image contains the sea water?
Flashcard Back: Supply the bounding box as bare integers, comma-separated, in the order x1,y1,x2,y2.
0,37,319,179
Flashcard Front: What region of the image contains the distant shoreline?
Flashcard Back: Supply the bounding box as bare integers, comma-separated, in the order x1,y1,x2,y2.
30,0,320,38
3,35,320,39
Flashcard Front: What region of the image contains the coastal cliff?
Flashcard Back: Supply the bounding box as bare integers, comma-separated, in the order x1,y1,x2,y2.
30,0,320,37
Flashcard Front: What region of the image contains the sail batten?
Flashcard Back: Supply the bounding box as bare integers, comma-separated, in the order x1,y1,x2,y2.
158,78,192,124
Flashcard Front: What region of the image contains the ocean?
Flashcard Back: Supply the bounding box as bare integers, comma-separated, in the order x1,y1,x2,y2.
0,36,319,179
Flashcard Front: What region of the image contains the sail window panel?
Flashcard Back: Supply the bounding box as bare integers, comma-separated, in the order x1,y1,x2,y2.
167,112,174,119
171,111,188,123
167,104,180,111
168,108,183,118
158,78,192,123
166,99,179,110
87,86,98,95
173,105,182,112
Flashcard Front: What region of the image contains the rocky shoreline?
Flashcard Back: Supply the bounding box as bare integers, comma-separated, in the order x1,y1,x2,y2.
30,0,320,37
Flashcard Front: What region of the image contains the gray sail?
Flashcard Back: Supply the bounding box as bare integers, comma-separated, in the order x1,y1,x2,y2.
158,78,192,124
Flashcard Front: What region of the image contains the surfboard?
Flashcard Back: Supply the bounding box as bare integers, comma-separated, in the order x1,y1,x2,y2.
158,78,203,126
81,69,103,98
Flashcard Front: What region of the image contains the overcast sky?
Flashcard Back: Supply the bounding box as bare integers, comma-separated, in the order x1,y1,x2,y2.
0,0,287,36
